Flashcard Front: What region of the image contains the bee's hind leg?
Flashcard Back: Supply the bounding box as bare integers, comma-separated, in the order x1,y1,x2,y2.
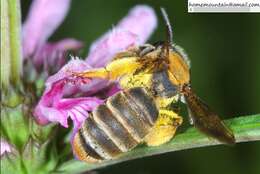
144,109,183,146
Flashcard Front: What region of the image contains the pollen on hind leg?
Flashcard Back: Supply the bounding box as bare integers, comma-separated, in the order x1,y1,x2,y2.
144,110,182,146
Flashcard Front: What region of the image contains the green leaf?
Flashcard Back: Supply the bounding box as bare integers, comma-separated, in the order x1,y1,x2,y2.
22,139,59,174
1,106,30,149
0,149,28,174
57,114,260,174
1,105,55,152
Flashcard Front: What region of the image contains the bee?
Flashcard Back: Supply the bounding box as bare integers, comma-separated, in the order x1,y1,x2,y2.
72,8,235,163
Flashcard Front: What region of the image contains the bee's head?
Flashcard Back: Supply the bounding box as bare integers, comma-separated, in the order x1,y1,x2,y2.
160,8,190,86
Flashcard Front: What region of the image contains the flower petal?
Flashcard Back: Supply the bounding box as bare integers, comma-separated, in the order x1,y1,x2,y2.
89,5,157,55
117,5,157,44
34,58,111,129
45,58,109,95
103,83,121,97
32,38,83,72
46,58,91,89
86,29,138,68
33,79,103,128
0,139,12,156
23,0,71,58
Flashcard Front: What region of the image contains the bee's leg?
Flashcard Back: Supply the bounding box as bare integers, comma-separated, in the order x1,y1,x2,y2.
72,57,141,81
113,47,140,60
114,44,155,58
139,44,155,57
144,109,183,146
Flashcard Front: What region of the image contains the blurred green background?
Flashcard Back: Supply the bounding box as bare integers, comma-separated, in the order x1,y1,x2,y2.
22,1,260,174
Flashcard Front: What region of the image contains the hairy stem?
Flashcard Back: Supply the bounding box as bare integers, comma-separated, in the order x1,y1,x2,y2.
1,0,11,89
1,0,22,89
8,0,22,85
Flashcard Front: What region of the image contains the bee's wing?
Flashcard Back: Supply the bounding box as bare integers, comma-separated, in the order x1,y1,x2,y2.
187,106,194,125
184,89,235,145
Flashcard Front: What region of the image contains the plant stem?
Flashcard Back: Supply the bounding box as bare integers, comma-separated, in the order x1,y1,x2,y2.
1,0,11,89
1,0,22,89
8,0,22,86
57,114,260,174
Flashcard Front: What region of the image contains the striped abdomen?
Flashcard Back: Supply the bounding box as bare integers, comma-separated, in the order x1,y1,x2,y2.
73,87,158,162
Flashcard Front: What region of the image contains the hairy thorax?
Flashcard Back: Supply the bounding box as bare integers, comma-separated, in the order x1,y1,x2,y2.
119,70,179,109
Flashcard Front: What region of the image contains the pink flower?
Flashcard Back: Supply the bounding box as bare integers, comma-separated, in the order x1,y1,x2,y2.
33,5,157,144
88,5,157,67
0,139,12,156
34,58,105,128
22,0,83,71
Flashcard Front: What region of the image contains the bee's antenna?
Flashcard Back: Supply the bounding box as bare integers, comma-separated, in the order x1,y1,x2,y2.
160,7,173,46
